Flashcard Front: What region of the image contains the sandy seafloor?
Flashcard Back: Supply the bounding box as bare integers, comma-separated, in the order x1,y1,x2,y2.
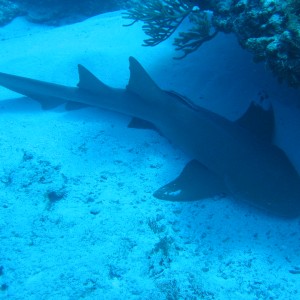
0,10,300,300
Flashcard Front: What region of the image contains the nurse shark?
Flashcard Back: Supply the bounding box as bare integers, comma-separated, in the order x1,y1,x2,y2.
0,56,300,217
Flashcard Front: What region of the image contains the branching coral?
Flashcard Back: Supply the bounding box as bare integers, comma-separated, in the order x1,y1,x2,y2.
173,10,218,59
225,0,300,87
123,0,195,46
123,0,217,57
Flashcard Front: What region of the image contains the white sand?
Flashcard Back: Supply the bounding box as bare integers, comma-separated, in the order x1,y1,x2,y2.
0,11,300,299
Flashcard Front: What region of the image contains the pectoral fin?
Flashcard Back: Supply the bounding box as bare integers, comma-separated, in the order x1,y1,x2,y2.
30,96,66,110
154,160,228,201
65,101,89,110
128,117,160,134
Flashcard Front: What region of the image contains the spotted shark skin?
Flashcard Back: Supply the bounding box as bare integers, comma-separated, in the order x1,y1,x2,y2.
0,57,300,217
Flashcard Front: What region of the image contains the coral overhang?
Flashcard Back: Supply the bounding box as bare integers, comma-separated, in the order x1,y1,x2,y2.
124,0,300,88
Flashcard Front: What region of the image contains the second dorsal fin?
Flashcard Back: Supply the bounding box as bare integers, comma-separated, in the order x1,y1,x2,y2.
77,64,112,94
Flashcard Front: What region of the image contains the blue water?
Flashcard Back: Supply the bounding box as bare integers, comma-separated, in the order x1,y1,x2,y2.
0,3,300,300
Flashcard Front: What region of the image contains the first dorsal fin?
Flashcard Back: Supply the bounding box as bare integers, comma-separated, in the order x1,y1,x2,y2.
126,56,162,99
77,64,111,94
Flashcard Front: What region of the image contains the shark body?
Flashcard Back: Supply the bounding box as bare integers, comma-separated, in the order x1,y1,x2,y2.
0,57,300,217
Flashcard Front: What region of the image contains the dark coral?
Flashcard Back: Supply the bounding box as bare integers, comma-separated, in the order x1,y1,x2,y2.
215,0,300,87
